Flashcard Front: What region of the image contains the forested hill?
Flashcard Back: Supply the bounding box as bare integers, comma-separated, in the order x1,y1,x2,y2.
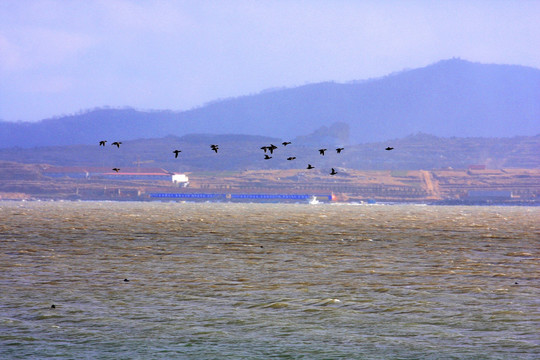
1,58,539,148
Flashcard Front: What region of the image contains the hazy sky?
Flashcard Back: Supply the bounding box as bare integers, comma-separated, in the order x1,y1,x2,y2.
1,0,539,122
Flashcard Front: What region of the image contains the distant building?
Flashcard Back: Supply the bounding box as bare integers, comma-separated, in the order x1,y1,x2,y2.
467,190,513,200
468,165,486,170
172,174,189,187
43,166,172,181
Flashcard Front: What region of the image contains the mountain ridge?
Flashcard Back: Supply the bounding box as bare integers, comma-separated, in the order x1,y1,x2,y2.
1,58,539,148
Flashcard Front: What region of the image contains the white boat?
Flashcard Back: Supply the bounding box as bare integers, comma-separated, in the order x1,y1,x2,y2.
309,196,320,205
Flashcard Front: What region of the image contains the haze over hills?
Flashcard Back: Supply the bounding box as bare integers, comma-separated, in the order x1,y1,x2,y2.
1,58,539,149
0,133,538,171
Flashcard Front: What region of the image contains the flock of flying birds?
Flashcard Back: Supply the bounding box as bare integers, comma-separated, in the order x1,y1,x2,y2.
98,139,394,175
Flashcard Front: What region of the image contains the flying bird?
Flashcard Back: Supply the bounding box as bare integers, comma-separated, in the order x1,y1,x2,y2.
99,140,107,146
336,147,344,153
287,157,296,160
282,141,291,146
112,168,120,173
264,154,272,160
111,142,122,148
319,149,327,155
330,168,337,175
173,150,181,158
307,164,314,169
210,144,219,153
268,144,278,154
385,147,394,151
260,146,269,153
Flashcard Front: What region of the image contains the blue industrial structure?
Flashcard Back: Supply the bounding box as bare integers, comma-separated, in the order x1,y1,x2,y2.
150,193,332,201
151,193,225,199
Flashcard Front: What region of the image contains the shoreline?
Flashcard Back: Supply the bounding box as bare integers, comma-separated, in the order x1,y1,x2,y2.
1,197,538,207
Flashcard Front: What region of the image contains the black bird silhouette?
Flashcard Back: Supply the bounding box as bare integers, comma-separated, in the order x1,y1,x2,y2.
330,168,338,175
264,154,272,160
319,149,327,155
336,147,344,153
173,150,181,158
112,168,120,173
282,141,291,146
99,140,107,146
307,164,314,169
268,144,278,154
260,146,269,153
287,157,296,160
111,141,122,148
385,147,394,151
210,144,219,153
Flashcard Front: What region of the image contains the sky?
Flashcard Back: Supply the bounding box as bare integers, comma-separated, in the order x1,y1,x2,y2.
1,0,539,122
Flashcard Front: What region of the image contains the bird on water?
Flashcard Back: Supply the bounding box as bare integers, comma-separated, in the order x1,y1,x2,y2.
173,150,181,158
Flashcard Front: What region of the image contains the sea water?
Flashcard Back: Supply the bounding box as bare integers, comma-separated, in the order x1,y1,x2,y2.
1,202,538,359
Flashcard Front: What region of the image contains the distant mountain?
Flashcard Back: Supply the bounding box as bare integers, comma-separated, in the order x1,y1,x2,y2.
0,133,537,171
1,58,539,149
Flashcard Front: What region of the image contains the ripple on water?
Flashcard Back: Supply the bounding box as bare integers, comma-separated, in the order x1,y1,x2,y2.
0,202,539,359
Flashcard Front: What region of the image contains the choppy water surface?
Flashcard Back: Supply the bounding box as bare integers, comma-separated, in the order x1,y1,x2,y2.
1,202,539,359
